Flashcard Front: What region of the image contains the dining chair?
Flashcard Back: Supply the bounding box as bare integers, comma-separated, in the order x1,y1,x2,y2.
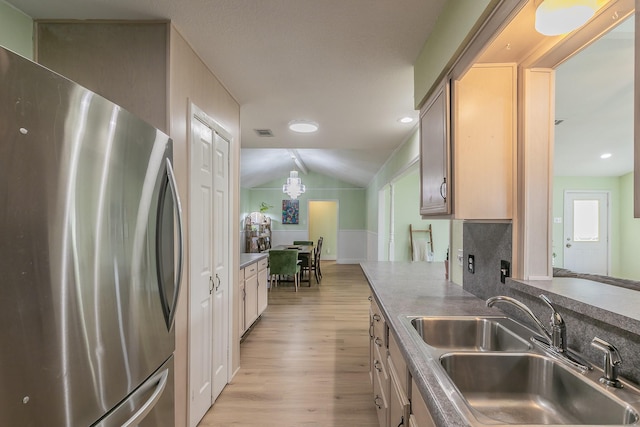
292,240,313,280
310,237,323,283
292,240,313,246
268,249,301,291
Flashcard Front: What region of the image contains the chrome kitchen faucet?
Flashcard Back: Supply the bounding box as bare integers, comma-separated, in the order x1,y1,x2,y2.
487,294,591,371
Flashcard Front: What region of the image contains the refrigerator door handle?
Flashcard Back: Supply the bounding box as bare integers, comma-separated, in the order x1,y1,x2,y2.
165,158,184,330
121,368,169,427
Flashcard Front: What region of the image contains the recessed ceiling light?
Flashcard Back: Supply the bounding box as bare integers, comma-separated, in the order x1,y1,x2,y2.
600,153,612,159
398,117,414,124
288,120,318,133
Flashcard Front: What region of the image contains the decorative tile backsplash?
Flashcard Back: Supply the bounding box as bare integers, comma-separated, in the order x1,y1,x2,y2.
462,222,512,299
461,221,640,385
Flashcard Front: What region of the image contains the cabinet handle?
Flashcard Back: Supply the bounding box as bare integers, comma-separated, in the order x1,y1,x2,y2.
374,360,382,372
209,276,214,295
397,416,404,427
439,177,447,202
375,337,383,347
369,322,374,338
373,314,381,322
215,274,221,291
368,295,372,301
374,395,383,410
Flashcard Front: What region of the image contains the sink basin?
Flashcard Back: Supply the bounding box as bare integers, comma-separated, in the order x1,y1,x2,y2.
410,316,532,351
440,353,639,425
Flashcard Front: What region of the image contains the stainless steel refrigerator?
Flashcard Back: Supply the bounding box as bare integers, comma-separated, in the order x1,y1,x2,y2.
0,46,183,426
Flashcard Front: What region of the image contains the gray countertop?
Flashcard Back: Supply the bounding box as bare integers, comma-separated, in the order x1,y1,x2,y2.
239,253,268,269
360,261,491,427
360,261,640,427
511,277,640,336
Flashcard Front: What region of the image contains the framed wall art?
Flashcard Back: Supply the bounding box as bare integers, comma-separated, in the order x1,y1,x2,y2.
282,199,299,224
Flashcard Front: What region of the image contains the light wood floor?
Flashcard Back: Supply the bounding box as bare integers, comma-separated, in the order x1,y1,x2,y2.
198,262,378,427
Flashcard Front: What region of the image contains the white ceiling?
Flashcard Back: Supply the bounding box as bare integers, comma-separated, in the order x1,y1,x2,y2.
6,0,446,187
6,0,633,184
554,16,634,177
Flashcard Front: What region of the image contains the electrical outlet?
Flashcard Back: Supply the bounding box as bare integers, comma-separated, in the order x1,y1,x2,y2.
500,260,510,283
467,254,475,274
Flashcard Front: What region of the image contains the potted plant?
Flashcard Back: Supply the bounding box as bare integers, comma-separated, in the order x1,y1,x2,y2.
259,202,272,213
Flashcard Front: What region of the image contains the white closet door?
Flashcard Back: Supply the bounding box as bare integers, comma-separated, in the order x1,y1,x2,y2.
189,118,214,427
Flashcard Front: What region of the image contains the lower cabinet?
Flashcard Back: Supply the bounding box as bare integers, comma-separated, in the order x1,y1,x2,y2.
370,295,389,426
388,334,410,427
240,257,269,337
244,263,259,329
410,380,436,427
257,257,268,314
239,274,245,334
369,292,436,427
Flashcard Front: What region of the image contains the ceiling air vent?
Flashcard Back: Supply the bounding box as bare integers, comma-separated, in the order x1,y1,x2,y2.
254,129,274,137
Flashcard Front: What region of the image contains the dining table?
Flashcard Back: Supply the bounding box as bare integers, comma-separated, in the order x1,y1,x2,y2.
270,244,314,284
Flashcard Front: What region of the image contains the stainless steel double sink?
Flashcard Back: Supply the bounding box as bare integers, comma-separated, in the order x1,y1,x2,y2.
402,316,640,425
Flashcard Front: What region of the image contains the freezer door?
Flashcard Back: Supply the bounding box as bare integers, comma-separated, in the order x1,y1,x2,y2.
0,48,182,426
92,355,175,427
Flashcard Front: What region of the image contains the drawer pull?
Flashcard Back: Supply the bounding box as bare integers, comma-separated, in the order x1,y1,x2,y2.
375,337,383,347
374,360,382,372
374,395,383,410
373,314,381,322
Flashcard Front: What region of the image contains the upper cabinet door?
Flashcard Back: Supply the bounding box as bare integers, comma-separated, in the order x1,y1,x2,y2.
419,81,451,216
452,64,515,220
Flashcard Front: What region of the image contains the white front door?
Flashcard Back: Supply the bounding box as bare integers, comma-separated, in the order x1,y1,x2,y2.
189,117,214,427
563,191,609,275
211,132,229,400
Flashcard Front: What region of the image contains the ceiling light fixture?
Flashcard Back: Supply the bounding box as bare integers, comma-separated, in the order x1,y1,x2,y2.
288,120,318,133
398,117,414,124
600,153,612,159
282,170,306,199
535,0,597,36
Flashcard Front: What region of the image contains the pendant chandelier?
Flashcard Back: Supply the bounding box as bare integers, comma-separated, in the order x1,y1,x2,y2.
283,170,306,199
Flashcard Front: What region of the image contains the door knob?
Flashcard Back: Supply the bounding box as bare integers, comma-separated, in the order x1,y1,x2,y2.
566,243,572,248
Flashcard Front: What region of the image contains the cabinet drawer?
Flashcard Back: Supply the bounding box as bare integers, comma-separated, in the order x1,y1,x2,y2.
371,297,386,348
258,257,268,271
373,361,389,427
373,341,388,381
244,262,258,279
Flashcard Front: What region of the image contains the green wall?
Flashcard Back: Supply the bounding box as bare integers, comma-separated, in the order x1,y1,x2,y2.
367,129,420,232
0,1,33,59
552,175,625,277
413,0,496,107
553,173,640,281
393,166,449,262
619,173,640,279
244,170,366,232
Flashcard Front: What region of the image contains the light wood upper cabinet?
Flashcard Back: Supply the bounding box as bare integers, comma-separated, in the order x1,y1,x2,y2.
419,81,451,216
420,64,516,219
452,63,516,220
